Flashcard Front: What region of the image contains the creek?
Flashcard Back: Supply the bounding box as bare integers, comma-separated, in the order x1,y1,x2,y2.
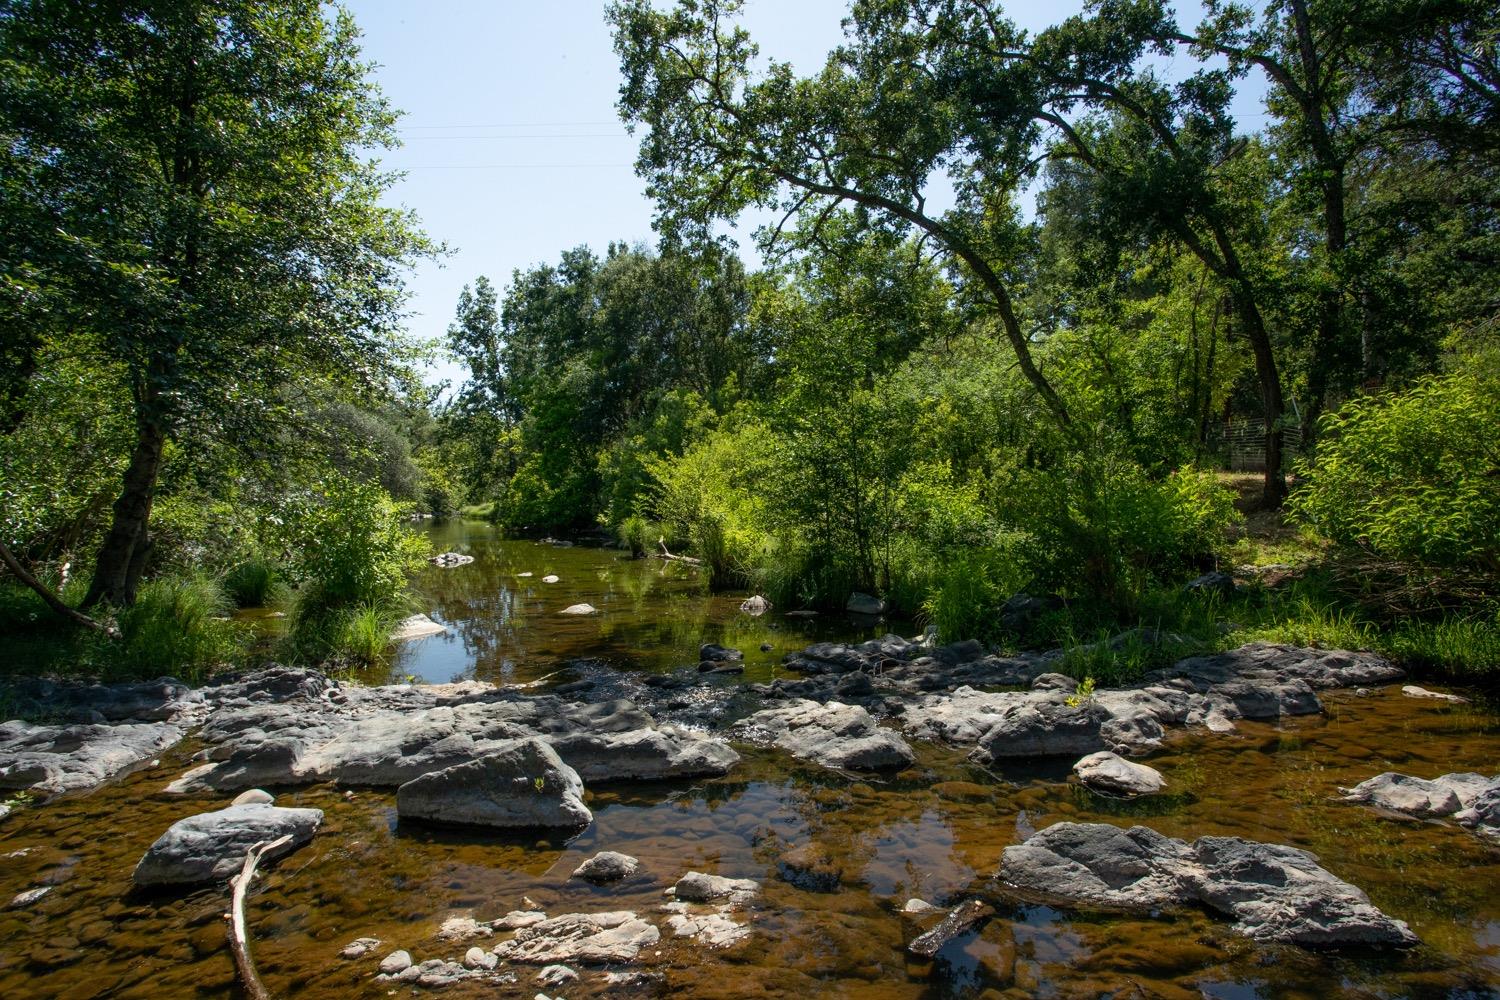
0,525,1495,999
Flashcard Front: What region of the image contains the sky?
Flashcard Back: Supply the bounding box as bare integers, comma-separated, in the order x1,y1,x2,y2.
344,0,1270,388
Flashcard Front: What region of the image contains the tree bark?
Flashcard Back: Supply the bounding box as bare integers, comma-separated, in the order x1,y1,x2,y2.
81,414,167,609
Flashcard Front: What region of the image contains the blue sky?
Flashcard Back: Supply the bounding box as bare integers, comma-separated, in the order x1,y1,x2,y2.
344,1,1269,387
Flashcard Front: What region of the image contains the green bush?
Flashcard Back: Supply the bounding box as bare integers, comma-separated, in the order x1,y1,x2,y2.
109,576,243,683
287,598,402,667
919,547,1030,643
1291,367,1500,570
222,557,285,608
614,514,659,557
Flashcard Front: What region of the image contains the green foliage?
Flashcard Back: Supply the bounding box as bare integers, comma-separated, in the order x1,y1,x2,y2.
281,478,429,610
919,548,1030,644
110,576,243,683
1291,368,1500,570
614,515,660,558
222,558,286,610
1065,676,1097,709
1384,612,1500,680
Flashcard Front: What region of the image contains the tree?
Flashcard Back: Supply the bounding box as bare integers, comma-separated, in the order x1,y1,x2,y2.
0,0,432,607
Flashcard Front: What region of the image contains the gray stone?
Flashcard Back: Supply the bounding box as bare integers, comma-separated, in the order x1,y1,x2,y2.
672,871,759,904
133,803,323,887
379,950,412,974
907,899,994,957
496,910,548,929
464,946,497,970
845,592,887,616
536,965,578,986
438,915,493,941
901,898,942,914
231,789,274,806
395,739,591,829
550,725,739,782
1073,751,1166,797
429,552,475,567
1185,571,1236,596
493,911,659,964
1401,685,1468,704
0,720,186,795
734,699,914,772
391,613,446,640
998,821,1416,947
559,604,598,616
1341,772,1461,818
8,886,52,908
699,643,743,662
663,905,751,947
739,596,771,616
340,937,381,959
572,851,641,883
973,702,1109,762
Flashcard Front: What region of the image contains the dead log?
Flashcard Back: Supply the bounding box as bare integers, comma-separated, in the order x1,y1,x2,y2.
0,539,118,637
655,539,703,565
226,835,292,1000
907,899,995,958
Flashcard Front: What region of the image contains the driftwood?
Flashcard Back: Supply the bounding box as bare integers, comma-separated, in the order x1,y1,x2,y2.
655,539,703,566
0,539,118,637
907,899,995,958
227,835,292,1000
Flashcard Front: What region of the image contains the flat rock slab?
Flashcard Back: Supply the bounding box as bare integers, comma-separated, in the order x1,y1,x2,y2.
733,699,914,772
0,676,204,725
1343,771,1500,839
492,911,659,964
1401,685,1468,704
572,851,641,883
550,725,739,782
998,821,1416,947
663,902,751,947
395,738,591,829
391,614,446,641
673,871,760,904
0,720,185,795
133,802,323,887
1073,751,1165,796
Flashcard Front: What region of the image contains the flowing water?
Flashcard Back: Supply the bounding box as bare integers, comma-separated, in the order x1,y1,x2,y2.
1,524,1497,999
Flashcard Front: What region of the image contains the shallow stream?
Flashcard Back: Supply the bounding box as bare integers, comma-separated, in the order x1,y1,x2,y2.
1,526,1496,998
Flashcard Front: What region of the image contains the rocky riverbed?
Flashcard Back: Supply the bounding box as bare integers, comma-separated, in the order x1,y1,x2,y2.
1,634,1496,998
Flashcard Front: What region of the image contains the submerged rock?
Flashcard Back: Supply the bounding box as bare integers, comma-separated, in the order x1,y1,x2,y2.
492,911,659,964
133,803,323,887
733,699,914,772
1073,751,1166,797
391,614,446,640
998,821,1416,947
776,842,842,892
560,604,598,616
672,871,760,904
0,720,186,795
907,899,994,958
429,552,475,567
572,851,641,884
1342,771,1500,840
395,738,591,829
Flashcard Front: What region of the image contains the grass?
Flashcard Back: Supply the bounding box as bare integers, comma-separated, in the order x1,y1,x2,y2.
110,576,244,683
283,588,405,670
459,501,497,520
222,557,287,608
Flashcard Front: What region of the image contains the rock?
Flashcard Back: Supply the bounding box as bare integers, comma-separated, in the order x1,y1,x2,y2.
998,593,1065,634
1401,685,1468,704
1031,672,1077,691
907,899,994,957
536,965,578,986
517,572,533,578
572,851,641,883
496,910,548,930
551,725,739,782
493,911,659,964
542,575,560,584
699,643,743,663
0,803,10,823
8,886,52,908
998,821,1417,947
777,842,842,892
464,946,497,970
672,871,759,904
438,915,493,941
759,643,773,652
1184,571,1236,596
1341,772,1461,818
132,803,323,887
1073,751,1166,797
784,610,818,618
845,592,887,616
0,720,187,795
429,552,474,567
231,789,274,806
973,702,1109,761
340,937,381,959
379,949,412,974
409,959,473,986
559,604,598,616
391,613,446,640
395,738,591,829
664,905,751,947
739,595,771,616
901,898,942,914
734,700,914,772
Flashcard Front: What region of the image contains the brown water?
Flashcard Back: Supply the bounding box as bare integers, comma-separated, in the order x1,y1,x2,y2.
2,530,1497,999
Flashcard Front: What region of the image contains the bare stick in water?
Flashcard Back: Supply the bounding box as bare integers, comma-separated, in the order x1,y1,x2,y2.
227,835,293,1000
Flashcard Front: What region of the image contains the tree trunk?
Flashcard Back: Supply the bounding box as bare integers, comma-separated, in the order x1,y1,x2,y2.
1232,291,1289,508
81,415,167,609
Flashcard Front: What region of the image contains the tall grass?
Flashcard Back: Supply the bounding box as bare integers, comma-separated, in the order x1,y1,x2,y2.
109,576,243,683
223,557,286,608
284,588,403,668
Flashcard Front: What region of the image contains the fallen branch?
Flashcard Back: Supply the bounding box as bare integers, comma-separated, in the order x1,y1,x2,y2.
227,835,292,1000
656,539,703,566
0,539,118,638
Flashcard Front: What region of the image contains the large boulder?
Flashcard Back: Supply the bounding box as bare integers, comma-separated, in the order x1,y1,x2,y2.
1,720,186,795
549,725,739,782
672,871,760,904
733,700,914,772
845,592,887,616
998,821,1416,947
1073,751,1165,796
973,702,1109,761
133,803,323,887
395,738,591,829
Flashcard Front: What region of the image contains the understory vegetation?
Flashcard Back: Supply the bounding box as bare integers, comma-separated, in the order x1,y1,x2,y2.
2,0,1497,688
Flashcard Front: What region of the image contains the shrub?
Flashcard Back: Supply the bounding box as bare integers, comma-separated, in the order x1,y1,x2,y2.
222,557,285,608
1291,368,1500,570
287,598,402,667
919,546,1031,643
614,515,659,557
108,576,242,682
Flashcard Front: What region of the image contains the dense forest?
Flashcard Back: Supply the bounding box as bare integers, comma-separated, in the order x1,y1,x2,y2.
2,0,1497,683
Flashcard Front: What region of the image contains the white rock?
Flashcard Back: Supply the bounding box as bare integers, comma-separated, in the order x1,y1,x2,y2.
536,964,578,986
231,789,274,806
8,886,51,908
379,949,412,974
1073,751,1166,796
340,937,381,959
542,575,560,584
559,603,598,615
391,613,446,641
1401,685,1468,704
672,871,760,904
463,946,496,969
496,909,548,930
437,915,492,941
571,850,641,883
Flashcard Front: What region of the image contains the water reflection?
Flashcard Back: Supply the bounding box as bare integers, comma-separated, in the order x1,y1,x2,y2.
394,519,907,685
